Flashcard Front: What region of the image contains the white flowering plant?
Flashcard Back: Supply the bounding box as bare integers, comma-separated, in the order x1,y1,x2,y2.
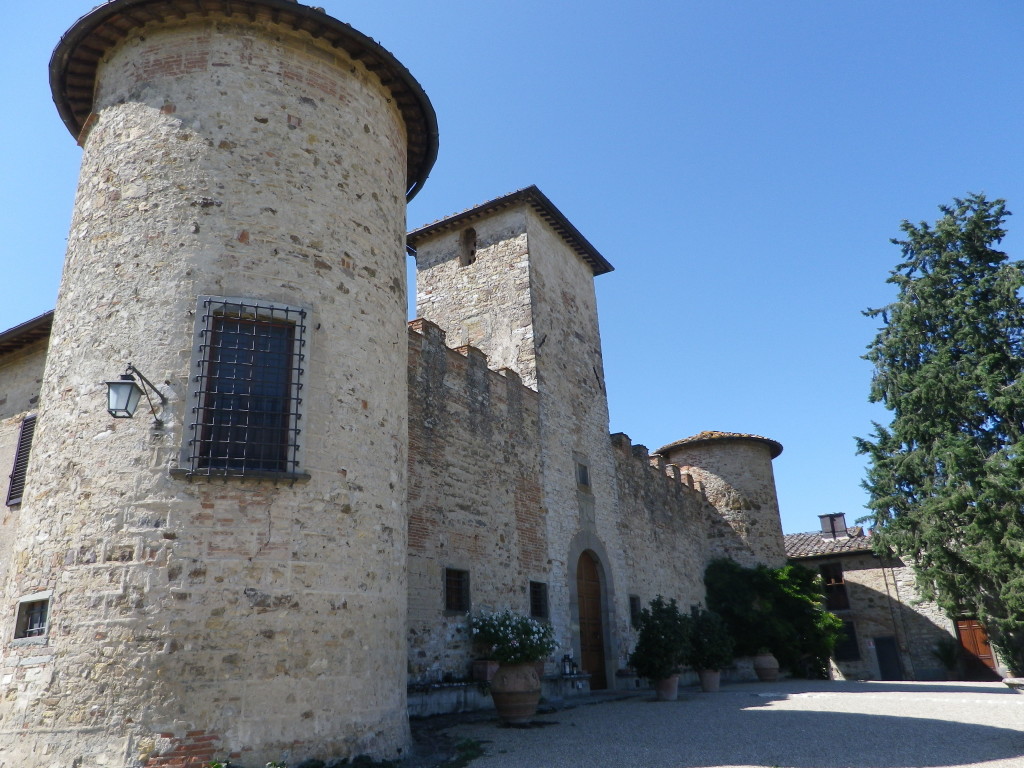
470,609,557,665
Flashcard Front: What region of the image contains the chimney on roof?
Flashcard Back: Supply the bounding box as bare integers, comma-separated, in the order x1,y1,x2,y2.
819,513,848,540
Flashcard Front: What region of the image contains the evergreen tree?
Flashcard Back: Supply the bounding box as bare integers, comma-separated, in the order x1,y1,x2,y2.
858,194,1024,676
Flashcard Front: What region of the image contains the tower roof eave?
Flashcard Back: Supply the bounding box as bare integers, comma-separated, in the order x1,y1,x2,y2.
407,185,614,276
49,0,438,200
655,430,783,460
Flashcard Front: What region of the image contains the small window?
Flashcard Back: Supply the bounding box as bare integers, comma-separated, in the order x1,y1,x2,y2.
459,228,477,267
820,562,850,611
629,595,642,629
529,581,549,620
834,620,860,661
576,461,591,491
445,568,470,613
183,297,307,477
6,414,36,506
14,598,49,639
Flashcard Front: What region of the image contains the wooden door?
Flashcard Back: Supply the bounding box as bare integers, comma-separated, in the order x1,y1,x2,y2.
577,551,607,689
874,636,903,680
957,619,999,680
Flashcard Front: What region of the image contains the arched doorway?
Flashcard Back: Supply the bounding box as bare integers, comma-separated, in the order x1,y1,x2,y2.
576,551,608,689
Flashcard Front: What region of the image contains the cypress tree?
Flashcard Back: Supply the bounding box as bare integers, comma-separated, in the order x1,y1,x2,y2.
859,194,1024,676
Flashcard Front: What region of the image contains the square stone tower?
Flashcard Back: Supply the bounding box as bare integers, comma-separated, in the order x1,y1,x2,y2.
409,187,628,689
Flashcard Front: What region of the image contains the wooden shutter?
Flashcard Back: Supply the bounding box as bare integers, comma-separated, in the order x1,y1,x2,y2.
6,415,37,506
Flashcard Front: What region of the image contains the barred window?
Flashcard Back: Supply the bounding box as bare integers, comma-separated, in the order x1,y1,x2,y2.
629,594,642,629
14,597,49,640
529,581,549,620
182,297,306,477
6,414,36,506
445,568,470,614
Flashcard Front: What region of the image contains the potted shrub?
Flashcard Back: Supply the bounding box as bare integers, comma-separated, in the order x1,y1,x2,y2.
470,610,556,723
685,606,734,692
628,596,690,701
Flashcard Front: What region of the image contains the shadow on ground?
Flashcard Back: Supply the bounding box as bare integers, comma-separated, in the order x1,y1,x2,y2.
409,681,1024,768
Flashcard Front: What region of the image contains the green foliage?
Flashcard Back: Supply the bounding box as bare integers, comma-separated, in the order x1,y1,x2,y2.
932,636,962,675
470,609,557,665
628,595,690,680
859,194,1024,675
684,606,734,671
705,559,842,678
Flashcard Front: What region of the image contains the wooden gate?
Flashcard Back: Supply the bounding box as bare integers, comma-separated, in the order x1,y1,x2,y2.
577,551,607,689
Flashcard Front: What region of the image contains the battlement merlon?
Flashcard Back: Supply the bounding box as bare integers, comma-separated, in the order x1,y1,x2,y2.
609,431,705,498
408,318,537,401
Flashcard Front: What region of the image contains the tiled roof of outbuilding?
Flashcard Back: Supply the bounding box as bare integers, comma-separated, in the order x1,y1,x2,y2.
784,527,874,559
0,311,53,357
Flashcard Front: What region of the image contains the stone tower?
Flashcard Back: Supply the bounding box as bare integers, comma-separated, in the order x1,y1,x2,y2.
656,431,787,567
409,188,628,689
0,1,436,766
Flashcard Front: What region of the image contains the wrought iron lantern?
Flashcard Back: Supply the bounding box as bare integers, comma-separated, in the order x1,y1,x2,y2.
105,363,166,423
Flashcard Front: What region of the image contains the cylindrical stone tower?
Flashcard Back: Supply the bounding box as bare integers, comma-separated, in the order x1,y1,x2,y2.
656,431,787,567
0,1,436,766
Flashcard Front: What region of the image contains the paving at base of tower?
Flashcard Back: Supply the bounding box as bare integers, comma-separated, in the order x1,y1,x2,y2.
405,679,1024,768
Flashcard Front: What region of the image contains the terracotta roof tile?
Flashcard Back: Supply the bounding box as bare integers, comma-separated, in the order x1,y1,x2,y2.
655,430,783,459
784,527,874,559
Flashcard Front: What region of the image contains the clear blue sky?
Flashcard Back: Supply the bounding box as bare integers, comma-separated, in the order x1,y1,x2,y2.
2,1,1022,534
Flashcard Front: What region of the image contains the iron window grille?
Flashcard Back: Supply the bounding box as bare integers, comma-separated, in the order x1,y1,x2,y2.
529,581,549,620
629,594,642,629
14,598,49,639
183,297,306,477
444,568,470,614
6,414,36,506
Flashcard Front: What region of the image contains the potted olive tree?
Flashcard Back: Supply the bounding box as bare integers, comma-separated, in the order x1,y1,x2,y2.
628,596,690,701
685,606,734,693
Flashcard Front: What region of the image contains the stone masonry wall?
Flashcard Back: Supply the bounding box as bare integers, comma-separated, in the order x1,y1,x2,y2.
415,209,537,387
0,342,47,617
798,553,956,681
523,213,625,684
661,440,786,567
609,434,711,668
406,320,544,681
0,14,412,768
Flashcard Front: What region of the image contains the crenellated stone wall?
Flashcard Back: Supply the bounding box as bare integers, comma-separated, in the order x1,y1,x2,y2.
406,318,545,681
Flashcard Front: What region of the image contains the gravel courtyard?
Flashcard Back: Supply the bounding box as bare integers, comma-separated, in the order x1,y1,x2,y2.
432,679,1024,768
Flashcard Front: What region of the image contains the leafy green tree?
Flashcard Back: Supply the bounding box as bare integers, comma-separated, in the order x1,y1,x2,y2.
858,194,1024,676
628,595,690,680
704,559,842,678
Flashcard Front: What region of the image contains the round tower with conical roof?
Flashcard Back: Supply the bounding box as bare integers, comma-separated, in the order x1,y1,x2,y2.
0,1,436,765
656,431,787,567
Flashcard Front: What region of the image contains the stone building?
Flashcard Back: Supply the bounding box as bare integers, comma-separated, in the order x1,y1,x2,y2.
785,513,1004,682
0,1,793,766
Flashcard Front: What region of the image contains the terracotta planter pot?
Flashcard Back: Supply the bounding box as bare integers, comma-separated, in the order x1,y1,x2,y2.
490,663,542,724
753,652,780,682
654,674,680,701
698,669,720,693
472,659,499,683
